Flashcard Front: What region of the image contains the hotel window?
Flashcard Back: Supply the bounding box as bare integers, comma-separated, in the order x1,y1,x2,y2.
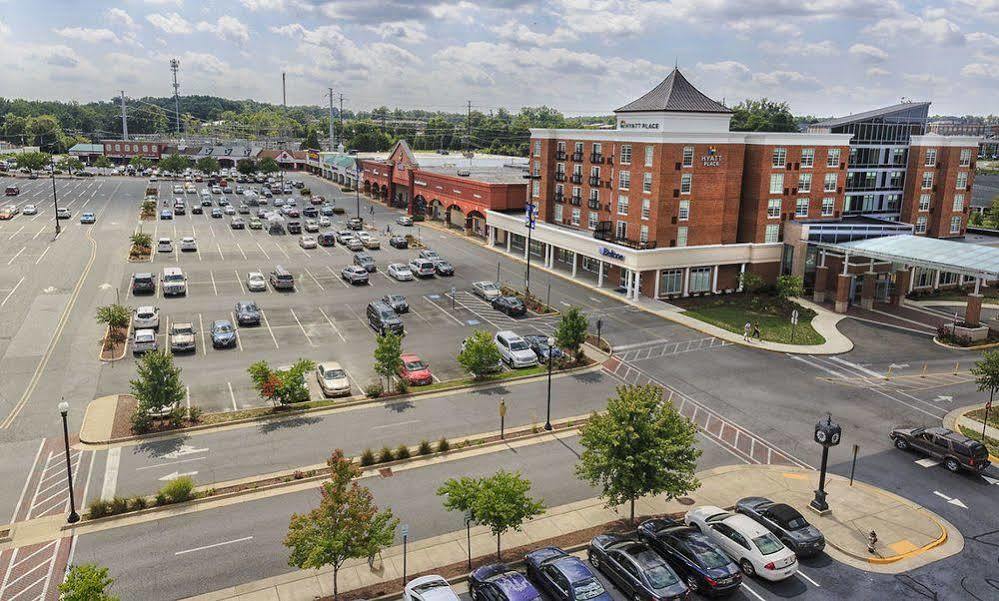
891,148,906,165
768,198,783,219
827,148,841,167
678,200,690,221
619,170,630,190
950,216,962,234
959,148,972,167
769,173,784,194
573,164,582,176
533,141,541,155
953,194,964,212
642,198,651,220
592,142,602,156
574,142,583,154
555,183,564,198
661,270,683,295
640,225,649,243
681,173,692,194
921,172,933,189
772,147,787,167
572,186,581,200
644,146,654,167
572,208,581,226
531,181,539,197
919,194,930,212
800,148,814,168
557,141,565,153
689,267,711,293
823,173,837,192
589,188,600,204
590,165,600,178
676,226,688,247
886,194,901,212
620,144,632,164
924,149,937,167
114,144,121,151
821,197,835,216
556,163,565,176
798,173,811,193
643,173,653,193
764,223,780,243
617,195,629,215
587,211,598,230
956,172,968,189
795,198,809,217
554,204,563,222
682,146,694,167
915,216,927,234
888,171,903,188
532,161,539,177
616,220,628,239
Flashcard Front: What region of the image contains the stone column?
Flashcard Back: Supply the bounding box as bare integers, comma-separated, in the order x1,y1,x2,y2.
633,271,641,300
860,272,877,310
834,274,853,313
966,294,984,327
506,232,511,253
597,261,604,288
890,269,910,306
682,267,690,297
654,269,661,298
571,252,578,278
813,265,829,303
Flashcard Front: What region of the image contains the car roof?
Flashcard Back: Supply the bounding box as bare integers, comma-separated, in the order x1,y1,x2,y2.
496,330,521,340
135,328,156,337
319,361,343,371
767,503,804,524
550,555,593,582
723,513,770,536
401,353,421,361
134,272,153,278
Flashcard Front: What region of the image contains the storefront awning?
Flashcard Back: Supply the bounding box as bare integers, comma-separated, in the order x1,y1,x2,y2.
814,234,999,280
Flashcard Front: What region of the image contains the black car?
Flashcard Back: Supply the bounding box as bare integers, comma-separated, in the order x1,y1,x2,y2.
469,564,542,601
524,547,612,601
890,425,990,473
230,218,246,229
318,232,336,247
191,205,203,214
382,294,409,313
492,295,526,317
735,497,825,557
210,319,237,348
287,220,302,234
131,273,156,295
523,334,564,363
637,518,742,597
234,301,261,326
435,260,455,276
587,535,688,601
389,235,408,249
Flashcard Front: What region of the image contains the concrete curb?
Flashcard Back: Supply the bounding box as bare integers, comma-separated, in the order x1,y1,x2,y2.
931,336,999,351
943,402,999,462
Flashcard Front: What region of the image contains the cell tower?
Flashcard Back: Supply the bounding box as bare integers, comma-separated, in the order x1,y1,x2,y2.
170,58,181,134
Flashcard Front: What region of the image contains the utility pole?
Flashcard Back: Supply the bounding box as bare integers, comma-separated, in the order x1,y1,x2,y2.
170,59,181,134
282,72,287,108
338,93,344,151
120,90,128,140
328,88,335,151
466,100,472,155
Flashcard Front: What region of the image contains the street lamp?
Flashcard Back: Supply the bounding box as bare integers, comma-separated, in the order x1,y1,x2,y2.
544,336,555,431
58,400,80,523
355,183,361,220
809,413,842,515
50,156,62,235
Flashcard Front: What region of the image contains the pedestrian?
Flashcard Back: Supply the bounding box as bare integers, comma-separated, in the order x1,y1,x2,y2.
369,205,375,216
753,321,761,340
743,321,752,342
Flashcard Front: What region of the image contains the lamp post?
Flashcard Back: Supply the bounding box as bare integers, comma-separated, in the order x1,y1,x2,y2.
58,400,80,523
809,413,841,514
544,336,555,431
355,183,360,220
51,156,62,236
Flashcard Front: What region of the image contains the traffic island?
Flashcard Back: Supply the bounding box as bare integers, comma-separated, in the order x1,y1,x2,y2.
944,403,999,460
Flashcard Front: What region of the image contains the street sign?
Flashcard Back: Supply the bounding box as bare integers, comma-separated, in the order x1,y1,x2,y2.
401,524,409,537
499,399,507,418
464,509,474,524
791,310,799,325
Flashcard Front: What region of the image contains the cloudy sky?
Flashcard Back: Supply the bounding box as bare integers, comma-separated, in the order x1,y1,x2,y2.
0,0,996,117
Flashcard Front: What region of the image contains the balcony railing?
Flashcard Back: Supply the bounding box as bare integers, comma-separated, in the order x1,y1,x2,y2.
554,192,564,202
588,176,601,186
571,152,584,161
588,200,601,210
570,174,582,184
590,153,603,163
593,221,657,249
554,172,566,182
570,196,582,206
556,151,567,160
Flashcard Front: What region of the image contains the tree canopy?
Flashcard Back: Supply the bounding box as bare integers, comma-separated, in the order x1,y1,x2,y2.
730,98,798,132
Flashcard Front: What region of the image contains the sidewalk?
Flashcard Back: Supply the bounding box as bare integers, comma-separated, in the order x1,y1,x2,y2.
186,464,960,601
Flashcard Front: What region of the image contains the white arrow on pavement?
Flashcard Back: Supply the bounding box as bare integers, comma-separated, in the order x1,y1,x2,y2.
99,283,113,290
889,363,910,370
934,395,953,403
982,475,999,485
161,445,209,459
158,470,198,481
933,490,951,500
948,498,968,509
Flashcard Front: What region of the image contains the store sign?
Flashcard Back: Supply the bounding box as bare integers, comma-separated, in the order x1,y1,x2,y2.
599,247,625,260
618,118,660,130
701,146,721,167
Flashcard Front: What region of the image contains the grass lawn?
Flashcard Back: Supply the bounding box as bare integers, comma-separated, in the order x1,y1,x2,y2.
679,295,825,345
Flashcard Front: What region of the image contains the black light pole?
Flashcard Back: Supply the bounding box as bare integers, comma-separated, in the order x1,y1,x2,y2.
525,211,534,299
51,156,62,235
355,183,360,220
544,336,554,431
58,400,79,523
809,413,841,514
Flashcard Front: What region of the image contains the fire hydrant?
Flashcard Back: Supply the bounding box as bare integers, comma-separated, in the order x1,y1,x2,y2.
867,530,878,554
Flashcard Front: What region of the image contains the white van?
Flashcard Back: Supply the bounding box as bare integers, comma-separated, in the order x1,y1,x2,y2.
162,267,188,296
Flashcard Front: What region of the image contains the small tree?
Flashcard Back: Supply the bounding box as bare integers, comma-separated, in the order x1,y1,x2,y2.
16,151,50,174
285,450,398,601
130,350,185,432
302,129,322,151
96,303,131,345
58,156,85,175
130,231,152,250
59,564,119,601
373,332,403,391
258,156,280,174
438,470,545,559
739,271,766,293
129,156,151,171
457,330,502,379
94,156,113,170
971,350,999,440
576,384,701,523
236,158,257,175
775,274,804,299
160,153,190,175
248,359,316,405
554,306,588,361
196,156,220,175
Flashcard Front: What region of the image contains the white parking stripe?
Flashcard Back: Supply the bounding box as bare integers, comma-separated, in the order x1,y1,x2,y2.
198,313,207,356
1,276,24,307
227,381,238,411
6,246,25,265
305,267,325,290
289,308,316,346
230,312,244,351
797,569,820,587
317,306,347,343
101,447,121,501
259,309,280,349
740,583,767,601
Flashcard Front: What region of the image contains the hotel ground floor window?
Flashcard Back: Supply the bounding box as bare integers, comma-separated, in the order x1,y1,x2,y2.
616,221,628,239
510,233,525,251
914,267,933,288
555,248,573,264
581,256,600,273
689,267,712,294
529,239,544,258
660,269,683,296
940,271,959,285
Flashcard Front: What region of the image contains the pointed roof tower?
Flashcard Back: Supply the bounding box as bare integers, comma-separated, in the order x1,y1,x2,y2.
615,68,731,114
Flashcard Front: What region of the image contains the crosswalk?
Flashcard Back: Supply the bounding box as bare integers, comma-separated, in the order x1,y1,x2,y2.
613,336,731,362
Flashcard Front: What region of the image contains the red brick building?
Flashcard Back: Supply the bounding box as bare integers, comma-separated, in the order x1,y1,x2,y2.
898,135,979,238
102,139,168,161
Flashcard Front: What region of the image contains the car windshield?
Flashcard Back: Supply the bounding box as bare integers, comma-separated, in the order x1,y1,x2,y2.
164,274,184,282
214,323,233,333
645,565,679,589
137,311,154,318
249,275,263,281
412,581,449,595
571,578,605,601
510,341,530,351
482,283,498,291
136,332,154,342
753,533,785,555
783,515,808,530
687,537,731,568
240,303,258,311
173,326,193,335
325,369,346,379
405,360,426,371
389,296,405,302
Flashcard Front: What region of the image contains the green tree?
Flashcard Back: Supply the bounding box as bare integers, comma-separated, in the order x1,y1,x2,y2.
739,271,767,293
457,330,502,379
730,99,797,132
96,304,131,345
130,231,152,249
258,156,280,174
373,332,403,391
554,306,588,361
128,156,152,171
195,156,220,175
775,274,804,299
969,211,984,227
248,359,316,405
236,158,257,175
987,197,999,229
59,564,119,601
302,129,322,151
285,449,398,601
57,156,84,175
971,351,999,439
130,350,185,432
159,153,190,174
438,470,545,559
94,155,113,169
576,384,701,523
15,151,50,173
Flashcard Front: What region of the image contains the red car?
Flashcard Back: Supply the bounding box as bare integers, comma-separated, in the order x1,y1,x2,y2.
398,353,433,386
311,195,325,205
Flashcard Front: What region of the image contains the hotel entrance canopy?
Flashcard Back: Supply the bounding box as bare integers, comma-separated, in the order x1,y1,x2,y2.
813,234,999,281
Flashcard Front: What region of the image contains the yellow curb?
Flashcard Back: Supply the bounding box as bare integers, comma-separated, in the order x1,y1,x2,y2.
866,513,948,564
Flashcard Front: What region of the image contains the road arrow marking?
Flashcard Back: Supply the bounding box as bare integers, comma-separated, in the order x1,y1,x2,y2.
915,458,940,468
982,475,999,485
933,490,951,500
161,444,208,459
158,470,198,481
948,498,968,509
934,395,953,403
889,362,910,370
98,283,113,290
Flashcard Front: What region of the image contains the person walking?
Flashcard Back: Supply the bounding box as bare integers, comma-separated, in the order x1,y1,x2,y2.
743,321,752,342
752,321,761,340
369,204,375,216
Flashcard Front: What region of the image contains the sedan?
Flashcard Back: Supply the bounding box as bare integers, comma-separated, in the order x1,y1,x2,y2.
341,265,369,285
335,230,355,244
230,218,246,229
492,296,526,317
318,216,332,228
419,249,441,262
524,334,564,364
472,281,502,301
210,320,237,349
587,535,688,601
224,205,237,216
398,353,432,386
80,212,96,224
22,204,37,215
180,237,198,252
132,328,158,355
736,497,825,557
159,209,172,220
469,564,541,601
387,263,414,281
389,235,409,249
304,219,319,232
435,260,454,276
317,361,351,398
404,576,460,601
246,272,267,292
524,547,612,601
345,237,364,251
684,506,797,582
382,294,409,313
235,300,261,326
248,217,262,229
133,306,160,330
191,205,204,215
299,235,318,249
210,207,223,218
353,252,376,272
396,215,413,226
54,207,71,219
638,518,742,597
157,238,173,253
347,216,363,230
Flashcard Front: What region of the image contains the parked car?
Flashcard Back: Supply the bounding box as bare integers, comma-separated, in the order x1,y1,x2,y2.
890,426,990,473
366,300,403,334
390,235,409,249
396,215,413,226
735,497,825,557
133,306,160,330
132,328,158,356
524,547,612,601
192,204,203,215
419,249,441,262
318,216,332,228
80,212,96,224
637,518,742,597
399,353,432,385
409,258,436,278
316,361,351,398
287,220,302,234
494,331,538,368
387,263,414,281
404,575,461,601
303,206,318,218
684,506,797,581
230,217,246,230
492,296,526,317
299,235,318,249
22,204,36,215
4,185,20,196
587,535,689,601
434,260,454,276
159,209,172,220
353,252,376,272
157,237,173,253
341,265,369,285
169,322,197,353
235,300,261,325
382,294,409,313
162,267,187,296
345,236,364,251
347,216,364,230
132,272,156,294
224,205,236,216
238,203,250,214
246,272,267,293
359,232,381,249
469,564,542,601
523,334,564,364
473,280,502,301
57,207,71,219
318,231,336,246
248,217,263,229
211,320,237,349
269,265,295,290
211,207,223,218
320,205,334,216
304,219,319,232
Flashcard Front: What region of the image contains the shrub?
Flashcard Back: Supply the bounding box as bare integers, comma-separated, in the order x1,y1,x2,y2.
364,381,384,398
395,444,411,460
437,437,450,453
395,378,409,394
292,470,305,480
154,492,167,506
187,406,203,423
109,497,129,515
417,440,433,455
377,446,395,463
130,496,148,511
413,214,426,222
359,448,376,466
88,498,110,519
159,475,195,503
300,187,311,196
739,271,766,294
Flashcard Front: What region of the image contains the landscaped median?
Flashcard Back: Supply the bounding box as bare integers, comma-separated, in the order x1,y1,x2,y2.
946,403,999,459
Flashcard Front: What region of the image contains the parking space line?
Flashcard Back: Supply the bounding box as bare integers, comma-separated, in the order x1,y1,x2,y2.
235,270,246,293
7,225,25,240
32,225,46,240
235,241,247,260
408,305,431,325
216,242,225,261
289,308,316,347
344,303,369,331
198,313,207,356
305,267,325,291
255,242,271,260
230,312,244,351
165,315,171,355
227,382,238,412
6,246,25,266
2,276,25,307
449,291,502,329
326,265,350,288
797,569,820,587
317,306,347,343
210,270,218,296
422,294,466,327
740,583,767,601
259,310,280,349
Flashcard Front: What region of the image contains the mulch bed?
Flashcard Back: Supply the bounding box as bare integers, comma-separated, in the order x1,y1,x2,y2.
110,395,138,440
100,327,129,361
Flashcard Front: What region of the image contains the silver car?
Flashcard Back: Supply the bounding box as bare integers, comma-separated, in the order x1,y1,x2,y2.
387,263,414,281
472,281,502,301
169,322,196,353
246,271,267,292
133,306,160,330
132,328,158,355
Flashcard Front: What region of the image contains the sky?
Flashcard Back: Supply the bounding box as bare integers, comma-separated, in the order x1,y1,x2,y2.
0,0,996,118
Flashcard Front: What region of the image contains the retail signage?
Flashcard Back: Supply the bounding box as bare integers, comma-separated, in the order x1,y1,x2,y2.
618,118,660,130
599,247,625,260
701,147,721,167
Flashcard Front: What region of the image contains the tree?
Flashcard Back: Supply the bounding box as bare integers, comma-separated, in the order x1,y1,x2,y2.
576,384,701,523
59,564,119,601
730,99,797,133
128,156,152,171
457,330,503,379
302,129,322,151
775,274,804,299
248,359,315,405
236,158,257,175
285,449,398,601
739,271,767,293
130,350,185,432
94,156,113,169
159,153,190,174
15,151,50,173
373,332,403,391
438,470,545,559
554,306,588,361
971,351,999,440
258,156,280,174
969,211,984,227
987,197,999,229
195,156,220,175
130,231,152,250
57,156,84,175
96,304,131,345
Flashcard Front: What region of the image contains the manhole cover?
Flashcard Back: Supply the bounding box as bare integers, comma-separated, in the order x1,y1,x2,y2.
678,497,695,505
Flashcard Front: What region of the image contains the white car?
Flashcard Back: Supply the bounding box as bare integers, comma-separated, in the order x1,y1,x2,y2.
494,331,538,368
318,216,331,228
409,258,436,278
212,185,222,194
133,306,160,330
180,237,197,252
224,205,236,215
299,235,317,249
246,272,267,292
173,185,183,194
316,361,351,398
387,263,414,281
304,219,319,232
22,204,37,215
404,576,461,601
472,281,501,301
684,505,798,582
345,237,364,251
157,237,173,253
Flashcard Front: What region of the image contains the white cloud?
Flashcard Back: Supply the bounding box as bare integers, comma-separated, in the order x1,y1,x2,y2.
966,31,999,47
0,19,10,36
365,21,428,45
106,8,136,30
848,43,888,62
490,20,577,46
866,67,889,77
196,16,250,44
751,69,822,90
179,51,230,76
146,12,192,35
697,61,751,79
866,12,964,45
54,27,120,44
143,0,184,5
760,39,837,56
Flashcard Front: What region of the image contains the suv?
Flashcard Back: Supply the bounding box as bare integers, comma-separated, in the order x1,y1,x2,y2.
367,301,404,335
409,258,436,278
169,322,196,353
890,426,991,473
494,331,538,368
269,266,295,290
132,273,156,295
162,267,187,296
